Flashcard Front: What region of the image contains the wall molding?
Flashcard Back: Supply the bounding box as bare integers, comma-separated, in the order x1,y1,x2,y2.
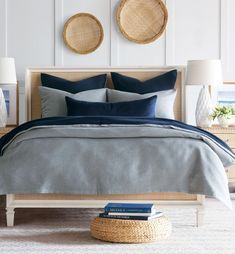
110,0,120,66
1,0,233,77
0,0,8,56
220,0,230,81
54,0,64,66
108,0,112,66
165,0,175,65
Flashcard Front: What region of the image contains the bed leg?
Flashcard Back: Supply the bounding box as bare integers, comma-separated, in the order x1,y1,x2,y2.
6,207,15,227
196,207,204,227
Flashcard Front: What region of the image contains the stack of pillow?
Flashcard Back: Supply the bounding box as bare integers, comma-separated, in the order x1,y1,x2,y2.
39,70,177,119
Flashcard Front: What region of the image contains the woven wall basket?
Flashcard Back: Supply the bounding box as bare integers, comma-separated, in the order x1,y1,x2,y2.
63,13,104,54
117,0,168,44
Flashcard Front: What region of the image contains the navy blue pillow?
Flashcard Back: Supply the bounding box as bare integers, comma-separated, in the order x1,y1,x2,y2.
111,70,177,94
65,96,157,117
41,73,107,94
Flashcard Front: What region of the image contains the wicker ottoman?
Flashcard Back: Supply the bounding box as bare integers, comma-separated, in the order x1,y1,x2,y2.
90,216,172,243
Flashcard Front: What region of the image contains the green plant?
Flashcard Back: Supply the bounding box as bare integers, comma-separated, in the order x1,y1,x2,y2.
211,105,235,120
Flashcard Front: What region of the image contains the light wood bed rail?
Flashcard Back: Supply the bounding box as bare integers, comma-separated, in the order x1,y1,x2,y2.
6,67,205,227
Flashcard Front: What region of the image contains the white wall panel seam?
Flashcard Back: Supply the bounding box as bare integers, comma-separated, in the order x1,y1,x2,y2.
110,0,120,66
220,0,229,79
109,0,112,67
55,0,64,66
165,0,175,66
0,0,8,56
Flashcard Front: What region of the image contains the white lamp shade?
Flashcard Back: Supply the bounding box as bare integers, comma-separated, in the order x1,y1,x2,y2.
0,88,7,127
0,57,17,84
186,59,223,86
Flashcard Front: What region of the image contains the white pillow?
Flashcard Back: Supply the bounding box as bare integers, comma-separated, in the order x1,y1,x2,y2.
108,89,176,119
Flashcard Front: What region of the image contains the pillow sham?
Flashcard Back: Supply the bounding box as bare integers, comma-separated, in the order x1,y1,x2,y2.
41,73,107,94
65,96,157,117
111,70,177,94
107,89,176,119
39,86,107,118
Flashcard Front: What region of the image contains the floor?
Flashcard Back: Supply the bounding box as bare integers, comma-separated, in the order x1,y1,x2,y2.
0,199,234,254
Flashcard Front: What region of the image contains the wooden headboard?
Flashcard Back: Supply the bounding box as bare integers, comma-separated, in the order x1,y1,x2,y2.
25,67,185,121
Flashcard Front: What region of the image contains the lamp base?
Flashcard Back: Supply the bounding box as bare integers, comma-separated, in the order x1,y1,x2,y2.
195,86,212,128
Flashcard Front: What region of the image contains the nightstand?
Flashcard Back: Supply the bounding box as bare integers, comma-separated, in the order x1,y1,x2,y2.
204,126,235,182
0,127,16,207
0,127,15,137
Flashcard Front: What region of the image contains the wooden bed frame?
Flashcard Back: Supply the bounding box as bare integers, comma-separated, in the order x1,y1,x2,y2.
6,67,205,227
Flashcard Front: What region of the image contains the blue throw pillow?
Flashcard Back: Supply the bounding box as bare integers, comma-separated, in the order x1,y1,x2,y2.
41,73,107,94
111,70,177,94
65,96,157,117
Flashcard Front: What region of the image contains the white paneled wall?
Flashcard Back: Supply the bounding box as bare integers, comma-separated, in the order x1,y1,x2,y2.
111,0,166,66
0,0,234,124
173,0,221,64
221,0,235,81
7,0,55,81
56,0,111,66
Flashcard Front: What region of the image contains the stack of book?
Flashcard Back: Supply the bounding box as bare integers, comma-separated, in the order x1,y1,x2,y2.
99,203,163,221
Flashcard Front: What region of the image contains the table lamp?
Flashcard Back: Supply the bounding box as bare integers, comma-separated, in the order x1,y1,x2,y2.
186,60,223,127
0,57,17,85
0,57,17,127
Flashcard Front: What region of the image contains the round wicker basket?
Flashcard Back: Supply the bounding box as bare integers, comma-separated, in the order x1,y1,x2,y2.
116,0,168,44
90,216,172,243
63,13,104,54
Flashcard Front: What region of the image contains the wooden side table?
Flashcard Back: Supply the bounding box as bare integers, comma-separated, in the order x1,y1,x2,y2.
204,125,235,183
0,126,16,207
0,127,15,137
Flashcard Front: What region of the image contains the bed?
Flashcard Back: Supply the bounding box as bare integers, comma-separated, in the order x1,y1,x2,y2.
0,67,233,227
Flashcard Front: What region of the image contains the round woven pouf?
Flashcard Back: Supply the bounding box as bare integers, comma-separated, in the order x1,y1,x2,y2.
90,216,172,243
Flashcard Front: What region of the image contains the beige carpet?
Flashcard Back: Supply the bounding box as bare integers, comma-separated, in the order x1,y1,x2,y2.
0,199,235,254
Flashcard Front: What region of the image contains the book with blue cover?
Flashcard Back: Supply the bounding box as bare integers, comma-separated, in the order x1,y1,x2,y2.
108,212,155,216
104,203,155,213
99,211,163,221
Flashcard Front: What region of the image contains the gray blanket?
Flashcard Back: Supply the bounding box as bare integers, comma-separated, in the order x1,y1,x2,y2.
0,124,234,209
